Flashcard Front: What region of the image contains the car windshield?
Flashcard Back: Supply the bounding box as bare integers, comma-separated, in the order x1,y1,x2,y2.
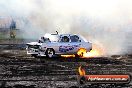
38,37,50,43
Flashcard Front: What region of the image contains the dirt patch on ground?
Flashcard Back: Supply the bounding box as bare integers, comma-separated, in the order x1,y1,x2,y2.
0,47,131,87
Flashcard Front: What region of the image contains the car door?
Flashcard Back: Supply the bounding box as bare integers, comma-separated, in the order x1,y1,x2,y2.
57,35,73,54
68,35,82,53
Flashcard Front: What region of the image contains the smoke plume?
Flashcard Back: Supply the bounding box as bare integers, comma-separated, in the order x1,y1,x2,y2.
0,0,132,55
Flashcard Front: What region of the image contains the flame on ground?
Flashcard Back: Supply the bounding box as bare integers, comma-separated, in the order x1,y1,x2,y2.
61,55,75,58
78,66,86,76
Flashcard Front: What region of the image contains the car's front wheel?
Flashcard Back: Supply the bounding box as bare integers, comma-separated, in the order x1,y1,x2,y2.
45,48,55,58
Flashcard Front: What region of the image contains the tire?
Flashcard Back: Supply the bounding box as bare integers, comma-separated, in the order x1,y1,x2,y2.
75,53,84,58
77,48,87,58
45,48,55,58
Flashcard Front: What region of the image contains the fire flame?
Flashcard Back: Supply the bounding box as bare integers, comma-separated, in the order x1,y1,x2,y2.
77,48,87,57
78,44,104,58
61,55,75,58
78,66,86,76
83,49,101,58
61,44,104,58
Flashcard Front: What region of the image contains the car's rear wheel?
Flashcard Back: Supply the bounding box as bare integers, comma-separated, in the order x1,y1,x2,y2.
75,54,80,58
76,48,87,58
45,48,55,58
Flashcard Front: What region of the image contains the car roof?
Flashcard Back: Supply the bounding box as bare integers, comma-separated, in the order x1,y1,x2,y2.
43,33,88,42
59,34,78,36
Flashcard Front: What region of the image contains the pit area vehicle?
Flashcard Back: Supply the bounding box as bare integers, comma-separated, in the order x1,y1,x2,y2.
26,32,92,58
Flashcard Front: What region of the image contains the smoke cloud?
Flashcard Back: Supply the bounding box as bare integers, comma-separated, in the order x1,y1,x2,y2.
0,0,132,55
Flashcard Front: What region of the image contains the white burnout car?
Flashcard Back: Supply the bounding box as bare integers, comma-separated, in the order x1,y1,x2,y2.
26,32,92,58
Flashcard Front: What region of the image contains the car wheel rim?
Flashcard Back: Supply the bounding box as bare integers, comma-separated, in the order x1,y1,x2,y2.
47,49,54,58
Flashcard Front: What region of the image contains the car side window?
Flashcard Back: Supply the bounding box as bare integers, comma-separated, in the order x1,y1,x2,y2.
60,36,70,42
70,35,80,42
